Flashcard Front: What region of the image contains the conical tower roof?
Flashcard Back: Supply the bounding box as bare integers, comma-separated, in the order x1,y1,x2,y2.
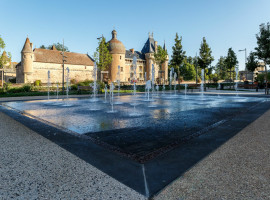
21,37,33,53
163,40,167,51
108,30,126,54
51,45,57,51
141,34,155,54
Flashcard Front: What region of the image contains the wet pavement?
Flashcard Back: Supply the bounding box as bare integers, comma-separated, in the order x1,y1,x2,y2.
2,94,267,162
1,93,270,198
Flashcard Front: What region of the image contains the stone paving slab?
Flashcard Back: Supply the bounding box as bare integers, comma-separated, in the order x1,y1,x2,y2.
154,107,270,200
0,111,146,200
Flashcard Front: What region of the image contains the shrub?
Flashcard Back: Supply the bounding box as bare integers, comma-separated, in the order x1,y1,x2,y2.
97,81,105,90
71,84,78,90
3,82,11,92
22,84,33,92
34,80,42,86
212,77,219,84
70,79,77,84
197,77,201,83
8,87,24,93
9,77,16,83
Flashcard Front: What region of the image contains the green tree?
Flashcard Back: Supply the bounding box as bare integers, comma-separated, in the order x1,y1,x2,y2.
215,56,227,80
225,48,238,88
198,37,214,89
93,36,112,79
0,36,12,69
181,59,196,80
170,33,186,82
40,45,46,49
246,52,259,82
255,22,270,94
154,45,168,83
0,36,5,50
39,42,69,52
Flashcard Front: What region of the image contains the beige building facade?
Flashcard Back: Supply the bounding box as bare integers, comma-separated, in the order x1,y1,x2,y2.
16,32,169,85
16,38,94,84
108,30,169,84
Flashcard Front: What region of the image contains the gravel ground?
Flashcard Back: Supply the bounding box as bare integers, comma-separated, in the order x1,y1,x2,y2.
154,109,270,200
0,111,146,200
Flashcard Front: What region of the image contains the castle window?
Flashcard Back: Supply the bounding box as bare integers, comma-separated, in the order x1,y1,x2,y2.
121,67,123,72
120,56,122,60
85,66,87,69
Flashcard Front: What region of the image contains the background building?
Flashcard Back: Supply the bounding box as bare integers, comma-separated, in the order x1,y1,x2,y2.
16,38,94,84
108,30,168,84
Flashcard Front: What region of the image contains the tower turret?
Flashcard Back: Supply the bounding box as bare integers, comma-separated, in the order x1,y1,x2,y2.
108,30,126,82
21,37,33,77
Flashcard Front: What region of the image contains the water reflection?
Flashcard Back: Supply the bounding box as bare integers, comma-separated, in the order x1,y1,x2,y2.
3,95,264,134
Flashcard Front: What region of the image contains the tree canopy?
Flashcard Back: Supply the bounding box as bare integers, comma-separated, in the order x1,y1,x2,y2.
246,52,259,72
225,48,238,70
93,36,112,71
255,23,270,64
170,33,186,76
0,35,12,68
215,56,227,80
39,42,69,52
198,37,214,70
154,45,168,70
180,58,196,80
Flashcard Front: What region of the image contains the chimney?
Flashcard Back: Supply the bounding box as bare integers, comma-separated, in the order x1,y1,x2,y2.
130,48,134,54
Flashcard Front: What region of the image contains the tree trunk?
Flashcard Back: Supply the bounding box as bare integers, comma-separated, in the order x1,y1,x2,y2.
230,70,232,89
204,71,206,91
265,61,268,95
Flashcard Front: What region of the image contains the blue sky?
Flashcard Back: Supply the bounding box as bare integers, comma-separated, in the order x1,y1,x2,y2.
1,0,270,70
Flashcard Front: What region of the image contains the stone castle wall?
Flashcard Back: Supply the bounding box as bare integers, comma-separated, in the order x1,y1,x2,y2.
24,62,94,84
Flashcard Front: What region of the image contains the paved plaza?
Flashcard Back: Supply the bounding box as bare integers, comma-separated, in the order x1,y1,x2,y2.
0,91,270,200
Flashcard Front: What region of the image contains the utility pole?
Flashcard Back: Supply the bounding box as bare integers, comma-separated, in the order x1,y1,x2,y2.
61,39,67,95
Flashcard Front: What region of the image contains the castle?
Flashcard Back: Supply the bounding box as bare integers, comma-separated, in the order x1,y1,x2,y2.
16,30,168,84
107,30,168,84
16,38,94,83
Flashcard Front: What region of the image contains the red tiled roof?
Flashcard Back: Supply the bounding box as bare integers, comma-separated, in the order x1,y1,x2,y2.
33,48,94,66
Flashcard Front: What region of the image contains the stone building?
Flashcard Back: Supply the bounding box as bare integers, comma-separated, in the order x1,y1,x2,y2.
0,51,16,83
239,62,266,81
16,37,94,84
108,30,168,84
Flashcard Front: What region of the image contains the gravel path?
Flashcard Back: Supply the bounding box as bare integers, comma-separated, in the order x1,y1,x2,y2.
0,111,146,200
154,109,270,200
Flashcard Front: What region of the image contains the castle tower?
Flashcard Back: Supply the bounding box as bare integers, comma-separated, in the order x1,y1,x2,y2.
21,37,33,82
142,33,156,81
108,30,126,82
